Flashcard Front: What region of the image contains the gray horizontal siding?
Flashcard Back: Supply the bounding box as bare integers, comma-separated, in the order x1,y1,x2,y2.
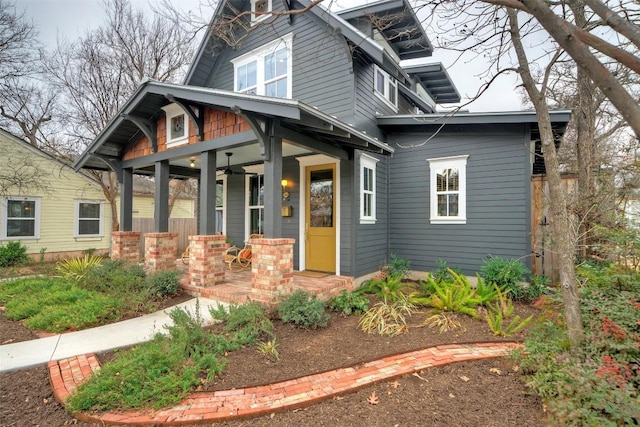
202,1,355,121
354,152,389,277
387,128,532,275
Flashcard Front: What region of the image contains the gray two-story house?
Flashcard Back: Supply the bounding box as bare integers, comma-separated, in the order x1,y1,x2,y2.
74,0,569,304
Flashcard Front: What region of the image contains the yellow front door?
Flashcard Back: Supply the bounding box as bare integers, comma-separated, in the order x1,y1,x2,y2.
305,164,336,273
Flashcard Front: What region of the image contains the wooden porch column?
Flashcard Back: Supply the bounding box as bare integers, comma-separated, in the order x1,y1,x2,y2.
119,167,133,232
154,160,170,233
198,150,217,235
263,122,283,238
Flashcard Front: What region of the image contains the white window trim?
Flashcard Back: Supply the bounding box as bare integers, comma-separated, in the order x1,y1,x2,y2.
427,155,469,224
374,65,398,111
74,200,104,238
232,33,293,99
251,0,272,24
360,153,379,224
216,173,227,235
243,164,265,239
161,103,189,148
1,196,41,240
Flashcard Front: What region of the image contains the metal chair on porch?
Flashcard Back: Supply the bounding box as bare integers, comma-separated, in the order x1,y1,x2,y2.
224,234,262,271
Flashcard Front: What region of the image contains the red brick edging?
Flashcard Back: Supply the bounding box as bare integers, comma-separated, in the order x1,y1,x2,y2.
49,342,522,426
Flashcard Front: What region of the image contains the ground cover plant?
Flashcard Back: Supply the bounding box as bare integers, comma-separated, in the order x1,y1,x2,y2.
68,301,274,411
514,264,640,425
0,258,182,333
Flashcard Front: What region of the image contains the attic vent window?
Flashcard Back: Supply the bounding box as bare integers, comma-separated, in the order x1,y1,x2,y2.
161,103,189,148
251,0,272,23
374,65,398,111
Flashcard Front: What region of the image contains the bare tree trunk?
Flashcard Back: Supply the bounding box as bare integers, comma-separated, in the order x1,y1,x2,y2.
569,0,596,259
508,9,584,346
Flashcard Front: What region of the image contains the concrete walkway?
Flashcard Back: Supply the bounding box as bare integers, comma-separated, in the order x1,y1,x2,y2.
0,297,225,373
50,342,522,425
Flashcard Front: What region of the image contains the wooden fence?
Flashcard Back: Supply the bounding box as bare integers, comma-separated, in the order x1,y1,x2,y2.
132,218,197,259
530,174,577,283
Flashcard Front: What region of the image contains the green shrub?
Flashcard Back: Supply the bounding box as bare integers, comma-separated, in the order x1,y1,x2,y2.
410,270,482,318
0,241,29,267
277,290,329,329
329,290,370,315
358,274,408,302
210,300,274,343
145,269,182,298
432,259,462,283
480,256,530,300
56,255,103,282
386,253,411,279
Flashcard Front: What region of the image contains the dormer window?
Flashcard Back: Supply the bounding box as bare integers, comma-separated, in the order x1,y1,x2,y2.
251,0,272,23
374,65,398,111
161,103,189,148
232,33,293,99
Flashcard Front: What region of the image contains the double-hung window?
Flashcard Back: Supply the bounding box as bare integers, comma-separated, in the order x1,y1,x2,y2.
75,200,103,237
2,197,40,239
374,65,397,110
427,155,468,224
232,33,293,99
360,154,379,224
244,165,264,236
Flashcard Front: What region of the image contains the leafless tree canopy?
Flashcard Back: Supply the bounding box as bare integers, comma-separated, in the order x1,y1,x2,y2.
0,0,38,84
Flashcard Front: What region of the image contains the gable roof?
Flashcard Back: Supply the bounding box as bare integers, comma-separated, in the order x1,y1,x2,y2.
336,0,433,60
73,80,393,172
184,0,457,106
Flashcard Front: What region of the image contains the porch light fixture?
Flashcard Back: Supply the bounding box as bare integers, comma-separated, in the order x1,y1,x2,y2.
281,179,290,201
190,158,196,168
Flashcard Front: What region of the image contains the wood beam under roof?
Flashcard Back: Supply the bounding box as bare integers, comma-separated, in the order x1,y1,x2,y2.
121,114,158,153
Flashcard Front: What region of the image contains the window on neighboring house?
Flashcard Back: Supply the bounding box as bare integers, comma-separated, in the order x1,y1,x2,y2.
251,0,272,23
374,65,398,110
2,197,40,239
360,154,379,224
161,103,189,147
75,200,103,237
243,165,264,236
427,155,468,224
232,33,293,99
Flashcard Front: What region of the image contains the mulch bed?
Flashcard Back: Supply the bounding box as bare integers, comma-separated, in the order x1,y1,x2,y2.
0,297,547,426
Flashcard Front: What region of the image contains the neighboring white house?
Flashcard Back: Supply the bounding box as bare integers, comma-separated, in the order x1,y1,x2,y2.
1,129,112,260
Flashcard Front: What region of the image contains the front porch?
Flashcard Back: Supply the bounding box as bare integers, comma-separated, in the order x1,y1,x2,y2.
178,266,355,306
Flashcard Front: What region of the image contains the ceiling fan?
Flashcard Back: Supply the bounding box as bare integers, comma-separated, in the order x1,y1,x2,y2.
223,152,256,176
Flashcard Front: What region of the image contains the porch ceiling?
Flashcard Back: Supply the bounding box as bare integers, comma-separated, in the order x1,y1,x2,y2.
73,80,393,174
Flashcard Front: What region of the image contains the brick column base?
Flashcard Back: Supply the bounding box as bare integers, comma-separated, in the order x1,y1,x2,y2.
144,232,178,273
250,238,295,307
188,234,227,288
111,231,141,263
